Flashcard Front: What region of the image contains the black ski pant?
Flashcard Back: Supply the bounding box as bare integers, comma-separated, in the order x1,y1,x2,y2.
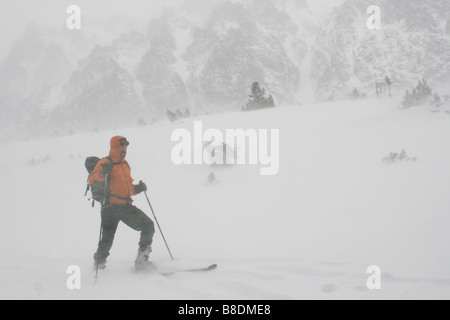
95,204,155,263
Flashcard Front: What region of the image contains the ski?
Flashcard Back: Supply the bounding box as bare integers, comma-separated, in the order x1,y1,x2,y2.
131,264,217,275
158,264,218,276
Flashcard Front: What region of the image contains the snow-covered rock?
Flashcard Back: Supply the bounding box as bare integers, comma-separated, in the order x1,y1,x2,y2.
0,0,449,139
311,0,450,101
51,44,148,133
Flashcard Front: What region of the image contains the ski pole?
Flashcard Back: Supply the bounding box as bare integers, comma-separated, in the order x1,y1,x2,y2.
143,190,174,260
96,172,109,282
103,173,109,206
95,221,103,283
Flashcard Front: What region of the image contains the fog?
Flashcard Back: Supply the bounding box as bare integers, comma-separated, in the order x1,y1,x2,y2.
0,0,184,62
1,0,447,141
0,0,344,63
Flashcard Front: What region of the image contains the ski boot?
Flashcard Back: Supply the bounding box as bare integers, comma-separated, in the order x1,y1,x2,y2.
133,246,154,273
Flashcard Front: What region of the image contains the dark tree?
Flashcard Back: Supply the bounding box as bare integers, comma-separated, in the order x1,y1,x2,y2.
385,76,392,97
243,82,276,111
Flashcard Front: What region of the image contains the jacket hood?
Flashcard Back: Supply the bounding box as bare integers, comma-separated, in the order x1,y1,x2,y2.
109,136,127,162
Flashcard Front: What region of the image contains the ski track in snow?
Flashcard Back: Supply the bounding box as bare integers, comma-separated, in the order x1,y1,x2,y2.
1,99,450,300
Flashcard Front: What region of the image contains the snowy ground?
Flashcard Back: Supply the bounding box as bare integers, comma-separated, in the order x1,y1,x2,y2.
1,99,450,300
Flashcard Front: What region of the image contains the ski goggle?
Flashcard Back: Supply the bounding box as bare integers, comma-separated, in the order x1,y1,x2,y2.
120,138,130,146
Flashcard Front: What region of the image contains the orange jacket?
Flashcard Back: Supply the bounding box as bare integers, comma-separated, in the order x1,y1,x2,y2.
89,136,136,205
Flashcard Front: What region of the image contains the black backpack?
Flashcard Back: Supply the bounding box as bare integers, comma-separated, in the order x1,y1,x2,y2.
84,156,113,207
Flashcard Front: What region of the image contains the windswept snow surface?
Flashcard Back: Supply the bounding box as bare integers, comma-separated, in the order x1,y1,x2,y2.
1,99,450,300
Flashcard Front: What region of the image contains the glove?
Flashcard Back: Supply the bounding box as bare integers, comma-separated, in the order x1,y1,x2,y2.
135,181,148,195
101,162,114,176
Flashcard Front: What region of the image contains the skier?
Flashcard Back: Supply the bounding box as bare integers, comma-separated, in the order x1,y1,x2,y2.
90,136,155,272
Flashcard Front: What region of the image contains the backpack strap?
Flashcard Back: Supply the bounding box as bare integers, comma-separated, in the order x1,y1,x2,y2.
106,156,130,168
102,157,132,206
106,156,114,165
85,178,90,196
102,157,113,206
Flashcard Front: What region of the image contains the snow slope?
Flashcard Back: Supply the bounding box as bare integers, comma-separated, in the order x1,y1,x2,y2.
1,99,450,300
